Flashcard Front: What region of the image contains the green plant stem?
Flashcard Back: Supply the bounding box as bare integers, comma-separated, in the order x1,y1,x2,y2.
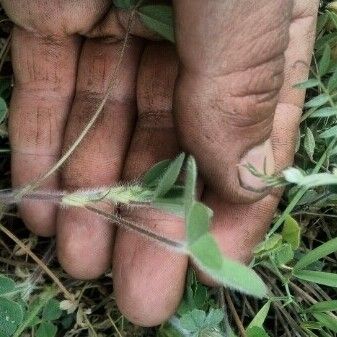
13,8,137,202
268,138,337,237
13,287,57,337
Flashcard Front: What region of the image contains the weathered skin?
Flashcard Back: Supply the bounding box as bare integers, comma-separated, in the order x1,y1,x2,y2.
1,0,319,327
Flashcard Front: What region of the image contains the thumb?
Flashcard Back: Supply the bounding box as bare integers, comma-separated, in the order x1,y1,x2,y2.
173,0,293,203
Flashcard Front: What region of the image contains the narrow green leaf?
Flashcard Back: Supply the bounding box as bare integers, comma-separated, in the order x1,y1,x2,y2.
328,66,337,91
0,276,15,296
42,299,62,321
282,215,301,250
36,322,57,337
306,300,337,313
186,202,213,244
247,301,271,329
304,127,315,160
294,79,320,89
293,270,337,287
138,5,175,42
319,44,331,75
189,234,267,298
113,0,137,9
142,159,171,187
246,326,270,337
294,237,337,270
0,298,24,336
320,125,337,139
154,153,185,198
304,94,329,108
309,107,337,118
312,313,337,333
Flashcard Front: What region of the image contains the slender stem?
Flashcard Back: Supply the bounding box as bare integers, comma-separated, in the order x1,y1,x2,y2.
85,204,185,251
0,223,74,301
224,290,247,337
268,138,337,237
14,8,137,200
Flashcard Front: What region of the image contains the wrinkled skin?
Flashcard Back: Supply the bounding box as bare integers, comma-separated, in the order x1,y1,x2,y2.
1,0,319,327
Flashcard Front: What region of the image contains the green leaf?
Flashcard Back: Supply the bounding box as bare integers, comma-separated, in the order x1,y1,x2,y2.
246,326,270,337
142,159,171,187
153,197,185,217
42,299,62,321
319,44,331,75
186,202,213,244
247,301,270,330
282,215,301,250
0,98,7,124
294,79,320,89
253,234,283,256
306,300,337,313
138,5,175,42
328,66,337,91
180,309,206,332
312,313,337,333
272,243,294,266
320,125,337,139
294,237,337,270
0,276,15,296
36,322,57,337
304,94,329,108
293,270,337,287
188,234,267,298
113,0,137,9
154,153,185,198
309,107,337,118
204,309,224,327
304,127,315,160
0,298,24,336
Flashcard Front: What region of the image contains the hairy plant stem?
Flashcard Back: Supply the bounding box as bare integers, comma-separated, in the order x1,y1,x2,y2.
13,7,137,202
85,204,185,251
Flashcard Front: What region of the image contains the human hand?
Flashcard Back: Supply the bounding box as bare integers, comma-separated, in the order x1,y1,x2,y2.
1,0,319,326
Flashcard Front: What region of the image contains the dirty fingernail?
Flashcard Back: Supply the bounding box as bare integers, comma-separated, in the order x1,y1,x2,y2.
238,139,275,193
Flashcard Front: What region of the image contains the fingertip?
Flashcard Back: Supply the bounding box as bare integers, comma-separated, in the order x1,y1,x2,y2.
19,201,57,237
57,208,113,280
113,211,187,327
115,282,180,327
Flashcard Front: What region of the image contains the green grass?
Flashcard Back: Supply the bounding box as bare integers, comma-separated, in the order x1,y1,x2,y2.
0,1,337,337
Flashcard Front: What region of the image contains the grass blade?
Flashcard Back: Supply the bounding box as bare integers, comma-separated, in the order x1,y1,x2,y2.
293,270,337,287
294,237,337,270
